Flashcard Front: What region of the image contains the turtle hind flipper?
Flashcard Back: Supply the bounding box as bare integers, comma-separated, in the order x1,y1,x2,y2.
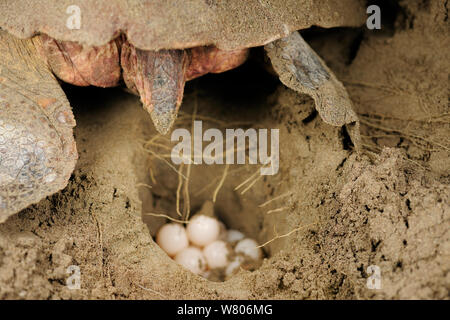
265,31,361,151
0,31,77,222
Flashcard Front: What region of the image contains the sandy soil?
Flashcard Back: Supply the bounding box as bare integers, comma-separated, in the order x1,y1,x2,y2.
0,0,448,299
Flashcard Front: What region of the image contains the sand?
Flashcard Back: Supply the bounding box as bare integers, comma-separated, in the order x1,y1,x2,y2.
0,0,448,299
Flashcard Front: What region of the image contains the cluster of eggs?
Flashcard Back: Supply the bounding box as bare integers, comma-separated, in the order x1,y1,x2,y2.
156,214,262,279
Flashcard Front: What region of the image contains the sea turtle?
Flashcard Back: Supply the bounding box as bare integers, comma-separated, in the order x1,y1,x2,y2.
0,0,365,222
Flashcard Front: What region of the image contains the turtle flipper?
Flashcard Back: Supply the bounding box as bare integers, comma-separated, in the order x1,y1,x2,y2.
121,40,188,135
265,31,361,150
0,31,77,222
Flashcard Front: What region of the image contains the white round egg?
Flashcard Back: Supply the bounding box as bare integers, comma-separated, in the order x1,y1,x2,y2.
186,215,220,247
156,223,189,257
235,238,262,261
203,240,230,269
174,247,207,275
225,256,244,277
226,229,245,243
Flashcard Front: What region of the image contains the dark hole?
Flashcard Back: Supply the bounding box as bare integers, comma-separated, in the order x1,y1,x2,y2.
340,125,354,151
302,109,318,124
371,239,382,252
406,198,412,210
347,30,364,64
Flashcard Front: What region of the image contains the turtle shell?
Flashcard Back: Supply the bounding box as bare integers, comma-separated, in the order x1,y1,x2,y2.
0,0,365,50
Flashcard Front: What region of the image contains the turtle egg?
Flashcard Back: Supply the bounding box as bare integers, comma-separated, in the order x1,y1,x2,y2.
203,240,230,269
186,215,220,247
235,238,262,261
156,223,189,257
174,247,207,275
226,229,245,243
225,256,244,277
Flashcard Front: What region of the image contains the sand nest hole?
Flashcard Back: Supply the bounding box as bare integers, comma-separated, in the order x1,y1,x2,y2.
136,59,326,282
140,100,292,282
